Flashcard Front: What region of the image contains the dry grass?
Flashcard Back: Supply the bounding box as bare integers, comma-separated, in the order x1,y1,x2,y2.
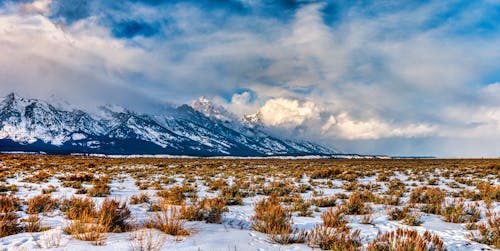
198,197,228,224
252,196,292,235
147,206,190,236
64,210,107,245
367,228,445,251
26,195,58,214
308,225,361,250
23,214,44,232
87,180,111,197
0,155,499,249
410,187,446,214
250,196,308,244
220,185,245,205
388,206,409,221
97,199,131,233
179,203,204,221
311,196,337,208
157,186,189,205
64,198,130,244
343,192,372,215
403,212,423,226
440,199,480,223
0,213,22,238
129,228,166,251
61,196,96,220
469,211,500,248
321,207,349,231
0,194,21,213
130,193,151,204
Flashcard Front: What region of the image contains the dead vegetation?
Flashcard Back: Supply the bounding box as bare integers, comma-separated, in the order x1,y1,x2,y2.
0,155,498,249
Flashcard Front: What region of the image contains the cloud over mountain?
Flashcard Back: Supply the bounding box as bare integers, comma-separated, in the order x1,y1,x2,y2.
0,0,499,156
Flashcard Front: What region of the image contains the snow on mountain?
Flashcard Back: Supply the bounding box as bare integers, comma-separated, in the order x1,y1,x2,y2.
0,93,336,156
190,97,235,123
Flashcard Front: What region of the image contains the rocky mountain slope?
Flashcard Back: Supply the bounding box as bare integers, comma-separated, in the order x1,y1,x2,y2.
0,93,335,156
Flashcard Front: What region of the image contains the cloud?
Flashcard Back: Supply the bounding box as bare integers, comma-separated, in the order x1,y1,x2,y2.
1,0,500,156
0,9,162,112
323,113,437,140
21,0,52,15
256,98,321,127
250,98,436,140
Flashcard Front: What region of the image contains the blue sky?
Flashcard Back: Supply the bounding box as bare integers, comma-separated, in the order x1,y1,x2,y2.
0,0,500,157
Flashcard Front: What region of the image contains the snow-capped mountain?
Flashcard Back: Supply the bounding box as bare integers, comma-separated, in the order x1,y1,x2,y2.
190,97,235,123
0,93,336,156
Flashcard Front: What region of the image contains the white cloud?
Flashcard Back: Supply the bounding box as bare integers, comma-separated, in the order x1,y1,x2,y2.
321,115,337,132
482,82,500,100
21,0,53,15
256,98,321,128
322,113,437,140
231,92,251,106
0,10,162,111
213,91,257,116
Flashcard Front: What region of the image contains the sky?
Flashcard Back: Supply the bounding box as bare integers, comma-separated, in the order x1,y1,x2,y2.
0,0,499,157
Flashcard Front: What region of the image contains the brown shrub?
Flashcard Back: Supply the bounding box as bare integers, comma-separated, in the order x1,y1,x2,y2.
469,211,500,248
367,228,445,251
388,206,409,221
291,197,313,217
27,195,58,214
147,206,190,236
311,196,337,208
179,203,204,221
252,196,293,235
130,193,151,204
343,192,372,215
310,168,341,179
64,210,107,245
410,187,445,214
23,214,44,232
308,225,361,250
410,187,446,205
198,197,228,224
207,179,227,192
0,194,21,213
0,213,22,238
97,199,131,233
157,186,186,205
321,207,349,231
87,181,111,197
477,182,500,202
220,185,245,205
403,212,423,226
440,199,480,223
61,197,96,220
63,173,94,182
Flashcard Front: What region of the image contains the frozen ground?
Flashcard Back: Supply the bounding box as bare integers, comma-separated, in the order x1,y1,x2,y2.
0,157,498,251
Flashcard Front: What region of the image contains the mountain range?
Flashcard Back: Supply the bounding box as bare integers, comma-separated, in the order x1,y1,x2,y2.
0,93,336,156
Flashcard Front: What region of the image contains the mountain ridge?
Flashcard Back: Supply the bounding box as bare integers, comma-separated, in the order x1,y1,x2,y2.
0,93,336,156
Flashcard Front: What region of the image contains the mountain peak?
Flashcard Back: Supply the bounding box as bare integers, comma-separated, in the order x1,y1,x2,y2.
5,92,16,100
190,97,234,122
3,92,22,103
0,94,336,156
99,104,128,114
1,92,31,110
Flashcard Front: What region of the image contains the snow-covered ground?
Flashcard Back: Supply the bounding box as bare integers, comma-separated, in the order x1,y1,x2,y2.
0,157,498,251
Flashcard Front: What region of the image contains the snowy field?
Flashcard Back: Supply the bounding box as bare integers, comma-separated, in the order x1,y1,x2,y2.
0,155,498,251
